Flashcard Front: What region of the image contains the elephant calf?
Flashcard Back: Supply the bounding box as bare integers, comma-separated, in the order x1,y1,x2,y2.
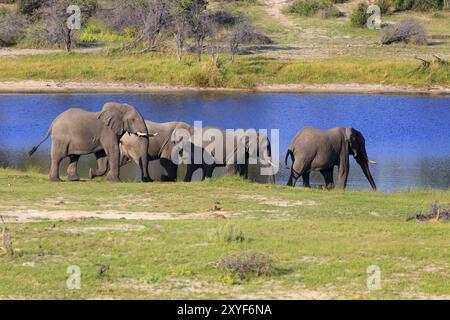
285,127,377,190
90,120,193,182
29,103,151,182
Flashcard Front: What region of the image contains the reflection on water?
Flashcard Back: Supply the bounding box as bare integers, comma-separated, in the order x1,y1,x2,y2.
0,93,449,191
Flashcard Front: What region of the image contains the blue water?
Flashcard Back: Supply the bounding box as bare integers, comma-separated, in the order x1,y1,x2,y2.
0,93,449,191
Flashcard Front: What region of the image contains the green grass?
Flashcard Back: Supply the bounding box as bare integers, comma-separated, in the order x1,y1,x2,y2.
0,51,448,88
0,168,449,299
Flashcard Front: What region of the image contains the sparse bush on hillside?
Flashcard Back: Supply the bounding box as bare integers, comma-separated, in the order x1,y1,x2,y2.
381,18,428,45
0,11,27,46
287,0,336,17
350,2,369,28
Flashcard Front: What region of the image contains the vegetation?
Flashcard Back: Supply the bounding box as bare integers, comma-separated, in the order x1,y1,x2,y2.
0,167,449,299
286,0,337,17
0,52,448,88
350,2,369,28
381,18,428,45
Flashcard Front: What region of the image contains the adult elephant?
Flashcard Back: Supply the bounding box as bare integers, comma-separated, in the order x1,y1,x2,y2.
285,127,376,190
184,127,276,183
90,120,193,182
29,102,150,182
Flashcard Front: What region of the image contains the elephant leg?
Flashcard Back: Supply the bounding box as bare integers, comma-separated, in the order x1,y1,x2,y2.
104,145,121,182
302,172,311,188
67,155,80,181
184,165,196,182
204,165,215,179
89,151,108,180
320,168,335,190
160,159,177,182
239,164,249,179
287,159,308,188
49,141,66,182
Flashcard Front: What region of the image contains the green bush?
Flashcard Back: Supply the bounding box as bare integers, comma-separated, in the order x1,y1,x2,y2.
375,0,391,14
287,0,335,17
209,224,246,243
413,0,444,11
393,0,444,11
350,2,369,28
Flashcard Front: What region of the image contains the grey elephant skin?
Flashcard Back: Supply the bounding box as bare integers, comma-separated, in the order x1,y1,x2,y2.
285,127,376,190
184,127,276,184
91,120,193,182
29,102,149,182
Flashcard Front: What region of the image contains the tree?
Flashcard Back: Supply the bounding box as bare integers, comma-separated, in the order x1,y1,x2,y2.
40,0,77,52
184,0,210,61
104,0,171,51
0,11,28,46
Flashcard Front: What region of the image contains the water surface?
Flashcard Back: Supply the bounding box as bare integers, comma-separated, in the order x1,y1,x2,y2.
0,93,449,192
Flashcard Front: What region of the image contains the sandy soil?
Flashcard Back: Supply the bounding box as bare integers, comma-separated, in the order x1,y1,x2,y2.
0,209,231,223
0,48,102,57
0,80,448,95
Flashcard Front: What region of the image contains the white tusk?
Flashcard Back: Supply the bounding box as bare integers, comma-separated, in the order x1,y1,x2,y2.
136,132,148,137
268,160,278,168
369,160,377,164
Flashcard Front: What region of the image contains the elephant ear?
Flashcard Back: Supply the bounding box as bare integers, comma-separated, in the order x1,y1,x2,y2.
345,128,359,158
99,109,124,137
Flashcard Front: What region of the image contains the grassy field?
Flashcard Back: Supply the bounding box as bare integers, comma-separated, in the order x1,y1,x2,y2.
0,168,449,299
0,52,449,88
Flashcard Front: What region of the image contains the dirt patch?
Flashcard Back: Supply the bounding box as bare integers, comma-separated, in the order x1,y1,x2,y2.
105,276,333,300
60,224,146,234
0,210,235,222
0,48,101,57
239,195,317,207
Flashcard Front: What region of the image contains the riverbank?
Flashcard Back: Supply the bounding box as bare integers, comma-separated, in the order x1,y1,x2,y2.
1,80,449,96
0,168,449,299
0,53,449,93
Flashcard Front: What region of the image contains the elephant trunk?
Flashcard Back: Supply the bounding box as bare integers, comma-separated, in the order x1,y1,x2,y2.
359,160,377,191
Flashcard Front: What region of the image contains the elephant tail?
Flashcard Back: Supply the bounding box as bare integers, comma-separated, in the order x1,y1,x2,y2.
29,127,52,157
285,149,294,167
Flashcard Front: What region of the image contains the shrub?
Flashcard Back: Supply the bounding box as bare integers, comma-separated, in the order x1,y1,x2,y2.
209,224,246,243
393,0,444,11
0,11,28,46
318,6,341,19
216,251,274,280
381,18,428,45
413,0,444,11
19,23,50,48
350,2,369,28
17,0,46,16
375,0,391,14
393,0,415,10
287,0,335,17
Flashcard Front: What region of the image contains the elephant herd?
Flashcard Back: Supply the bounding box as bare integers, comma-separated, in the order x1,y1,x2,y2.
29,102,377,191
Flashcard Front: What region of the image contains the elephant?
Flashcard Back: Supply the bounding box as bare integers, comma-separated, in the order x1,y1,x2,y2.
89,120,194,182
29,102,151,182
285,127,376,190
184,127,276,183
